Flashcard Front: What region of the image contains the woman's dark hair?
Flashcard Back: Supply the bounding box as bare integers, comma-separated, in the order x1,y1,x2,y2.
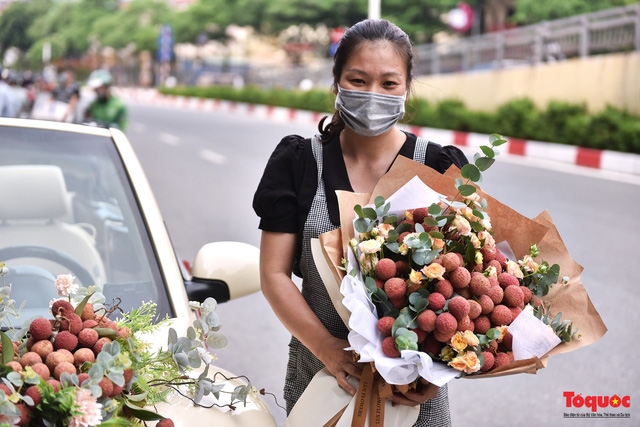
318,19,414,142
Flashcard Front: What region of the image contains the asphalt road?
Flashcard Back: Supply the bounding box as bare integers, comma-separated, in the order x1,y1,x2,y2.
126,102,639,427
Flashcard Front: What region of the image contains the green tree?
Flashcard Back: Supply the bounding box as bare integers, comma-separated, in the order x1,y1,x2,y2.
511,0,638,25
0,0,51,57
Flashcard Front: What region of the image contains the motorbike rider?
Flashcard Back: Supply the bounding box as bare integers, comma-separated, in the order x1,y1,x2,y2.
84,70,128,132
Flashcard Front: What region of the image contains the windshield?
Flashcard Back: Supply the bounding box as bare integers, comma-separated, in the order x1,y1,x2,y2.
0,124,172,322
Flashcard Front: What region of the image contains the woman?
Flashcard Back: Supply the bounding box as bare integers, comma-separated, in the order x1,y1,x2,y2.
253,19,468,426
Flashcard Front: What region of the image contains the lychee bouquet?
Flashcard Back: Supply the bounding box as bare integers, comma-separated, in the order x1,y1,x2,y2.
0,266,263,426
339,134,580,386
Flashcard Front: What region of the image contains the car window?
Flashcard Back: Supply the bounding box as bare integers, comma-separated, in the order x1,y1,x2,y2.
0,125,172,322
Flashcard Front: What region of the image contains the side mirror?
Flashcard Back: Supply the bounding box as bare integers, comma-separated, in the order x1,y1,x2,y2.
185,241,261,304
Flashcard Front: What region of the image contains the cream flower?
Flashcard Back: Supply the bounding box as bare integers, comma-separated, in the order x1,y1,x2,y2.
432,238,445,250
358,239,382,254
399,243,409,256
462,330,479,347
478,230,495,250
69,388,103,427
55,274,78,297
495,325,509,342
452,214,472,236
450,332,469,353
519,255,539,273
409,269,423,284
376,223,394,239
439,345,456,362
470,233,481,249
421,263,446,281
506,260,524,279
474,250,483,265
449,351,481,374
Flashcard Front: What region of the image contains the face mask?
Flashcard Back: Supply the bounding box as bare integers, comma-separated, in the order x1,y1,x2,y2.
335,86,406,137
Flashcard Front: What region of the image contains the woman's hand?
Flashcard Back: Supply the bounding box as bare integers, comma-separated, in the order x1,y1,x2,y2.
316,337,362,396
389,378,439,407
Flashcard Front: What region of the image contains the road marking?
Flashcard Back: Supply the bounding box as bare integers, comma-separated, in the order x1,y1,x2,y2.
159,132,180,146
199,149,227,165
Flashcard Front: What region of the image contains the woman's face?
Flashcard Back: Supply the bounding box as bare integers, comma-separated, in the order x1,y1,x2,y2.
338,40,408,96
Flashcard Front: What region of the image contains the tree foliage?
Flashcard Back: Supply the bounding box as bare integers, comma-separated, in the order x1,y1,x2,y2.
510,0,638,25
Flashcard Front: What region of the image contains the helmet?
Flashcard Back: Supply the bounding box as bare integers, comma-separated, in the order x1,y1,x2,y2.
87,69,113,88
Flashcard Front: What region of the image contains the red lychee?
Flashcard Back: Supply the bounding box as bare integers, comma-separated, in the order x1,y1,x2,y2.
449,267,471,289
16,403,30,427
433,329,455,343
473,315,491,334
478,294,494,315
77,328,99,349
440,252,461,272
468,299,482,320
434,279,454,299
80,303,95,321
395,260,410,278
417,309,436,332
412,207,429,225
447,296,470,320
411,328,428,343
456,315,474,332
381,336,401,358
60,313,83,335
494,251,507,268
480,351,495,372
501,331,513,351
503,285,524,307
384,278,407,300
520,286,533,304
469,272,491,296
78,373,90,386
73,348,96,368
24,386,43,407
6,360,22,372
427,292,446,311
497,272,519,289
82,319,99,329
54,331,78,352
493,352,513,369
156,419,175,427
421,335,444,356
375,258,397,282
46,379,62,392
31,362,50,380
435,312,457,335
29,317,52,341
490,305,513,326
389,296,407,310
53,361,76,380
98,377,114,398
19,351,42,368
93,337,112,354
377,316,395,337
116,326,132,340
31,340,54,360
51,299,74,317
486,284,504,305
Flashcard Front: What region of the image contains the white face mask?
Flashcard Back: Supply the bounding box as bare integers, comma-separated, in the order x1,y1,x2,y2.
335,86,406,137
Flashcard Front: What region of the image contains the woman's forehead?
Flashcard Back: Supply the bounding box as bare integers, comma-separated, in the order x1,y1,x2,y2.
343,41,407,76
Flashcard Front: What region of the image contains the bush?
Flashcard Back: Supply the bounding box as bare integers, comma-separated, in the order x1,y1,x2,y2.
158,85,639,153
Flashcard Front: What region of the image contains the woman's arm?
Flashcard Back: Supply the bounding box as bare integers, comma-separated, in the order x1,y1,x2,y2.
259,230,362,395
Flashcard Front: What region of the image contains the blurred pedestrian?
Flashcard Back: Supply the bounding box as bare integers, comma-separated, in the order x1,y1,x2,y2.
0,67,18,118
84,70,127,132
52,67,80,122
253,18,468,426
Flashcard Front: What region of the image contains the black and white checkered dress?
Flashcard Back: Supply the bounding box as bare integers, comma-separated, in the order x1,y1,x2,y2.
284,135,451,427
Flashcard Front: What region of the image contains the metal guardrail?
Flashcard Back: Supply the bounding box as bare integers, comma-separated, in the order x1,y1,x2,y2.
415,2,640,75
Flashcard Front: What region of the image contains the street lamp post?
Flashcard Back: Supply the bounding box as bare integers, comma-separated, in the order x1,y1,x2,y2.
368,0,380,19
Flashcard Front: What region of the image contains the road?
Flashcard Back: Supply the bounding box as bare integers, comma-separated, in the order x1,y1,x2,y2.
126,102,639,427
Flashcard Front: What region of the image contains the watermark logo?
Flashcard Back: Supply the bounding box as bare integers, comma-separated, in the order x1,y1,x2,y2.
563,391,631,419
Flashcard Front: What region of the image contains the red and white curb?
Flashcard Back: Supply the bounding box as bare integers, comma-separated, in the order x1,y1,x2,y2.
115,87,640,177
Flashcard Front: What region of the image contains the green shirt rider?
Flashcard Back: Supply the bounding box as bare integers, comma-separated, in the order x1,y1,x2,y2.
84,70,128,132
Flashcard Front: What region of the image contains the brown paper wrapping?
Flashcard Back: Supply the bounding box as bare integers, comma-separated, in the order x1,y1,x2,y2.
319,155,607,380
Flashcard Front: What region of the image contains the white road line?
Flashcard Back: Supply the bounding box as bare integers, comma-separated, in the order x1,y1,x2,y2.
159,132,180,146
199,149,227,165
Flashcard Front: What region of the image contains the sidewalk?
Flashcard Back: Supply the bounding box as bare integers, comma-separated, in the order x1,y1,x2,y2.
115,87,640,177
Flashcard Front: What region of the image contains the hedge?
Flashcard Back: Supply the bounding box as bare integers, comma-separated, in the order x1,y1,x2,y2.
160,85,640,154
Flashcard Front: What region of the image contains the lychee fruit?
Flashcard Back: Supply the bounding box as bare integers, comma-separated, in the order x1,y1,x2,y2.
78,373,90,386
447,296,470,320
54,331,78,352
24,386,43,407
116,326,132,340
46,379,62,392
377,316,395,337
433,329,455,343
60,313,83,335
51,299,74,317
16,403,30,426
82,319,99,329
411,328,428,343
497,272,519,289
509,306,523,321
31,340,54,360
456,315,474,332
98,377,114,398
449,267,471,289
469,272,491,296
80,303,95,321
417,309,436,332
503,285,524,307
520,286,533,304
77,328,99,349
389,296,407,310
395,260,410,278
156,419,175,427
478,295,494,315
480,351,495,372
31,362,50,380
375,258,397,281
6,360,22,372
73,348,96,368
434,279,454,299
473,315,491,334
412,207,429,225
493,352,513,369
29,317,52,341
501,331,513,351
435,312,457,335
383,278,406,300
440,252,461,272
486,284,504,305
467,299,482,319
45,351,68,371
421,335,444,356
53,361,76,380
490,305,513,326
427,292,446,311
381,336,401,358
19,352,42,368
93,337,112,354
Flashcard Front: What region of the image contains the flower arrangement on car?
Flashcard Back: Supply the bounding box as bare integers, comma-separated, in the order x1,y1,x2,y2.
287,134,607,426
0,268,266,426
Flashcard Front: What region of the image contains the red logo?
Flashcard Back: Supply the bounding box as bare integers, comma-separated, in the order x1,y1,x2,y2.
564,391,631,412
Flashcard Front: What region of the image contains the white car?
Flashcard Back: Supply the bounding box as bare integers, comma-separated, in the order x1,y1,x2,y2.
0,117,276,426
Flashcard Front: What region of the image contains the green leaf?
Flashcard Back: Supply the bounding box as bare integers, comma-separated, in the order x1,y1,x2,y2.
428,203,442,215
354,218,371,233
374,196,385,208
479,145,495,158
395,330,419,351
428,231,444,239
470,221,484,232
460,164,481,182
489,133,507,146
362,207,377,220
354,204,364,218
123,401,166,421
1,331,14,364
423,217,439,227
74,292,95,317
383,214,398,224
475,157,495,172
458,185,477,197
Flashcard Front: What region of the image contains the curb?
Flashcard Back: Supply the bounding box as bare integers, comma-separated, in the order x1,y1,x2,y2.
115,87,640,177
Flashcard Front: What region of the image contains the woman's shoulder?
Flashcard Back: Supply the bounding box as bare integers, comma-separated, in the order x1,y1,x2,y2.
408,132,469,171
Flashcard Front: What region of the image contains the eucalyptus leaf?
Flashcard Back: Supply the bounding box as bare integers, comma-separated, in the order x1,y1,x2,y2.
123,401,166,421
362,207,377,220
374,196,385,208
479,145,495,158
460,163,481,181
0,331,13,365
458,184,477,197
475,156,495,172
